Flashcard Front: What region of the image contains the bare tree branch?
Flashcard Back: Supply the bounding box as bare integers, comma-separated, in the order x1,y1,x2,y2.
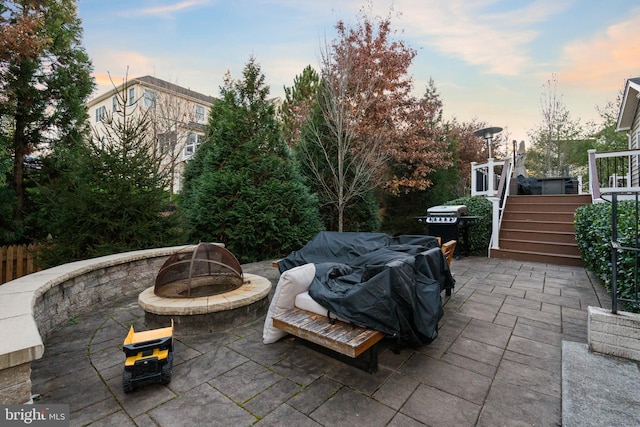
300,37,388,231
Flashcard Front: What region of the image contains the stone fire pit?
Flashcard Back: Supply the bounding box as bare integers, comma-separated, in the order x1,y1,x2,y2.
138,243,271,334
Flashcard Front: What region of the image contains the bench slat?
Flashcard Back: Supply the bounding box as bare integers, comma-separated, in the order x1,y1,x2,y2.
304,318,365,344
272,308,384,358
273,308,384,358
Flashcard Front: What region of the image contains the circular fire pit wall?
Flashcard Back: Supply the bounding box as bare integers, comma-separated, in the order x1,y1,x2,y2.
141,243,272,334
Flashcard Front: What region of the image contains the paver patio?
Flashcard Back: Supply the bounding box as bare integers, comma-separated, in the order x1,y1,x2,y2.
31,256,612,426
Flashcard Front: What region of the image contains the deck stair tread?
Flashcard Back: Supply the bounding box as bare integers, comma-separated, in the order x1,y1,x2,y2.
500,238,577,246
491,247,584,267
493,247,582,258
501,227,574,234
491,194,590,266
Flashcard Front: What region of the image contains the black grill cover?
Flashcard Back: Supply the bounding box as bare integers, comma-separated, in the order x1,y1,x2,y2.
277,232,454,347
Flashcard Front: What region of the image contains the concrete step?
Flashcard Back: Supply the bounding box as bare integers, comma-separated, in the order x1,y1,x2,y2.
562,342,640,427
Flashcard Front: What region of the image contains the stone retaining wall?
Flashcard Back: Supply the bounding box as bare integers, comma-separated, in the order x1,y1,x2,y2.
0,246,186,404
588,306,640,362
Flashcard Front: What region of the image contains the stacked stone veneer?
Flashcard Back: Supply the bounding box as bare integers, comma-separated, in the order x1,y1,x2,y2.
0,246,185,404
588,306,640,362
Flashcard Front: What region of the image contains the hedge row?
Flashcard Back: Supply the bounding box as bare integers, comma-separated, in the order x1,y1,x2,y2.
575,200,639,311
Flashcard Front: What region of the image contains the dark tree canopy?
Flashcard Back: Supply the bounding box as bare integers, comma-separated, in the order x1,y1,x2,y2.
180,57,322,263
0,0,94,238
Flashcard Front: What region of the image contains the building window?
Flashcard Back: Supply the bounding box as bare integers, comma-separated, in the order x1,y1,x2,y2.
195,105,205,122
94,135,107,150
112,96,118,112
144,89,156,108
158,132,176,155
184,133,200,159
128,87,135,106
95,106,106,122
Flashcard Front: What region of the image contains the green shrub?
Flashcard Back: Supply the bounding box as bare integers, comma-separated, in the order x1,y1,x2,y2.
575,203,611,283
575,201,639,311
445,196,492,255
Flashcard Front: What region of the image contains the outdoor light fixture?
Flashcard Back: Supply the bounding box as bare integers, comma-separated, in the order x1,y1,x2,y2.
473,126,503,159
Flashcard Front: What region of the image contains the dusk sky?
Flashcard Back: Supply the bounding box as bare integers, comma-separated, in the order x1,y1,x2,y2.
78,0,640,149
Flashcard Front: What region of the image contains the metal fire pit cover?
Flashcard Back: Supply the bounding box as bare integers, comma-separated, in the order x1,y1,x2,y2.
154,243,244,298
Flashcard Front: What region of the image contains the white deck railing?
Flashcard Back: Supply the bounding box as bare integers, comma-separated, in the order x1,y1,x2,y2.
471,158,512,251
471,148,640,255
470,158,506,198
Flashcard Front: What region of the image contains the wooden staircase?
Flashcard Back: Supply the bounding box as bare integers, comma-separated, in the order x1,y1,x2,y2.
490,194,591,267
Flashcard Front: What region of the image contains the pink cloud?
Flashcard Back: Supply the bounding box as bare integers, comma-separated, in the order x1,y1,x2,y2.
127,0,210,17
384,0,570,75
559,8,640,91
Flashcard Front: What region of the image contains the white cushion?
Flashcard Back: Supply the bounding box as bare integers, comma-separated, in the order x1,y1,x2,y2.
294,291,348,323
262,263,316,344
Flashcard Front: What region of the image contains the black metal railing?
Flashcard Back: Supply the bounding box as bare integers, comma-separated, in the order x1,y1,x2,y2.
610,191,640,313
597,156,630,187
588,148,640,200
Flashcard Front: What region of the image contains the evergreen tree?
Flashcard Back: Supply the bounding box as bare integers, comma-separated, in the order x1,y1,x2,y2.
180,57,322,263
0,0,94,238
0,124,15,242
35,79,184,267
280,65,320,147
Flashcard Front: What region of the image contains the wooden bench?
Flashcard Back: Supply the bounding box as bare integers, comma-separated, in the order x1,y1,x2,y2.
272,307,385,373
441,239,457,267
440,239,456,297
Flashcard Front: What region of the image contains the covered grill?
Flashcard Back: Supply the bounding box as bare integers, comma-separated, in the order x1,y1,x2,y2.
424,205,467,224
416,205,474,257
154,243,244,298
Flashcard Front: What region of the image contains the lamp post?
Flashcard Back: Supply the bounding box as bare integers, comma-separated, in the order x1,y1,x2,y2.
473,125,503,196
473,126,503,159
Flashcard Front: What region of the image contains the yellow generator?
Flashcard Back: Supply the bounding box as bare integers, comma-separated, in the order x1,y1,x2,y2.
122,320,174,393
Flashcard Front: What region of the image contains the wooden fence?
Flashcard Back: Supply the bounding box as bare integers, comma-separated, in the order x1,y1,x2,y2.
0,244,41,285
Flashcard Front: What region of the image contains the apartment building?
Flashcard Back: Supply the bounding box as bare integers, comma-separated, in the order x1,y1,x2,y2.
86,76,215,194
